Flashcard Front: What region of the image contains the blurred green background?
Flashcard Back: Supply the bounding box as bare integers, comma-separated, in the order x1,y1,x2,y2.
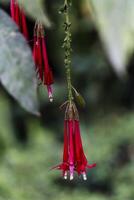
0,0,134,200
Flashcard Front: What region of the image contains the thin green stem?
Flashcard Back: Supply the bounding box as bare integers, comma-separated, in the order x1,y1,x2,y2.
63,0,73,103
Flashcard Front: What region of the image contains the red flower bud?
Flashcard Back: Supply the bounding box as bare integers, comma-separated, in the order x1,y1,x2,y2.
33,22,54,102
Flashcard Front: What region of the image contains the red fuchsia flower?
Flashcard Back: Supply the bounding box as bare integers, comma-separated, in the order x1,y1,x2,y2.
33,21,54,102
53,101,96,180
10,0,29,39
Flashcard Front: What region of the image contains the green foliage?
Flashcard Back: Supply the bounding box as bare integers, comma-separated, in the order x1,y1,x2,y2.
89,0,134,75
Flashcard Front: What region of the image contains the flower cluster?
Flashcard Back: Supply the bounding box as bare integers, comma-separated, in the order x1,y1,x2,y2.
53,101,96,180
10,0,28,39
10,0,96,181
10,1,54,102
33,22,54,102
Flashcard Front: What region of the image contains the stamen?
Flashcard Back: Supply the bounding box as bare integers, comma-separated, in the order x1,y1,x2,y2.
63,171,68,180
82,172,87,181
47,85,53,102
70,173,74,181
49,96,53,102
69,165,74,181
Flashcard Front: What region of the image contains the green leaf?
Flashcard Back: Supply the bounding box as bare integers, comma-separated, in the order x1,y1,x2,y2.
0,9,40,115
88,0,134,76
17,0,51,27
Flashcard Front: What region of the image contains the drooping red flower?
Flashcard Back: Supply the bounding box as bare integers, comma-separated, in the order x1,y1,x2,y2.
53,102,96,180
33,22,54,102
10,0,29,39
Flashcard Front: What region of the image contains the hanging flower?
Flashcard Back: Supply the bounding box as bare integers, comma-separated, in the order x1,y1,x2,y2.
10,0,29,39
53,101,96,180
33,21,54,102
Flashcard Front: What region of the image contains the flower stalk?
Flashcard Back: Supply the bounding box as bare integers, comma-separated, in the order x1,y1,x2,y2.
63,0,73,103
53,0,96,181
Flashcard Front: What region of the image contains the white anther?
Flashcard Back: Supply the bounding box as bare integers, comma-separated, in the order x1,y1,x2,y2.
49,97,53,102
70,173,74,181
82,172,87,181
64,171,68,180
